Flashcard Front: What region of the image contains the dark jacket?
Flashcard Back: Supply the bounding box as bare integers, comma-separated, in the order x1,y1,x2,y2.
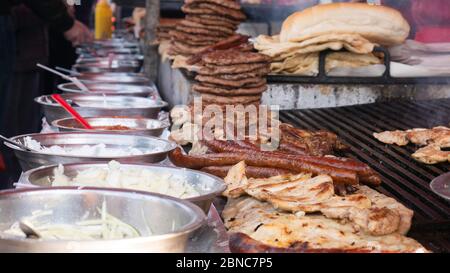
12,4,49,72
0,0,73,33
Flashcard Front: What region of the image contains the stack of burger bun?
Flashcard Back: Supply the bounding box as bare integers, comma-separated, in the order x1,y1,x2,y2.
254,3,410,75
168,0,246,58
192,49,271,109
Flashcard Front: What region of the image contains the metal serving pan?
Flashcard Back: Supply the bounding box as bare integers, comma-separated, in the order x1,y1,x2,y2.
76,47,141,57
58,82,158,97
0,187,205,253
76,73,151,85
4,132,177,171
76,55,144,67
20,163,226,213
73,60,141,73
35,94,167,123
52,117,169,137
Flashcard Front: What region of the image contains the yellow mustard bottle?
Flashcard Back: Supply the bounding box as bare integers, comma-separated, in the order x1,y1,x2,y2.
95,0,113,40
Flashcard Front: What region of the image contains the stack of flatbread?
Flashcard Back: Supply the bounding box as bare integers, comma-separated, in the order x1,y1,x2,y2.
254,3,410,76
192,49,271,109
168,0,246,57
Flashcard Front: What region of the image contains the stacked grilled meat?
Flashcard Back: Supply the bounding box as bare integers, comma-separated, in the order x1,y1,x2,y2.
169,107,381,187
156,18,179,43
168,107,429,252
168,0,246,57
192,49,271,108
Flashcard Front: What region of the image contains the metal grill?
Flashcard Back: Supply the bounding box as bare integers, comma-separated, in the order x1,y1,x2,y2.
280,98,450,252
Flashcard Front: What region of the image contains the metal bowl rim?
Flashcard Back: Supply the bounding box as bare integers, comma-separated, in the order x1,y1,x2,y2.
5,132,177,159
430,172,450,201
51,117,170,133
34,95,169,109
0,187,206,244
57,82,156,95
20,162,226,202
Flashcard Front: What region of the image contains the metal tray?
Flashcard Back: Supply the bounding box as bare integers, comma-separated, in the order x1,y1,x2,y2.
0,187,205,253
20,162,226,213
76,72,151,85
5,132,177,171
35,94,168,123
58,82,158,97
73,60,141,73
52,116,168,137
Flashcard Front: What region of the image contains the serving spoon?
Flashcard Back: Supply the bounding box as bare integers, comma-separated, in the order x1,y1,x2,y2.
51,94,93,130
0,134,35,152
37,63,90,92
19,221,41,239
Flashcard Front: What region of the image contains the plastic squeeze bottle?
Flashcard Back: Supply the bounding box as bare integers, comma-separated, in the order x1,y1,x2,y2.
95,0,113,40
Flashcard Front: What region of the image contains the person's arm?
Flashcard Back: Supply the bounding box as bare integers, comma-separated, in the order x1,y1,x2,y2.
21,0,74,32
21,0,93,46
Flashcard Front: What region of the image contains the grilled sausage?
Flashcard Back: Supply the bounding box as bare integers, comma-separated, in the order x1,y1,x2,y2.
169,147,359,185
201,165,293,178
202,139,381,186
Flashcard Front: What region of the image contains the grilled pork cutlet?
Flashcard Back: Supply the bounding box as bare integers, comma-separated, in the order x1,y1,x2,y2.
223,162,412,235
223,197,428,253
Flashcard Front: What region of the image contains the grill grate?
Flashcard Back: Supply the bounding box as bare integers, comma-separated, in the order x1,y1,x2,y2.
280,98,450,252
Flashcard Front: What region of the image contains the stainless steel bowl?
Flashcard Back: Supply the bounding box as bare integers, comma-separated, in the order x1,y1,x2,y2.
52,117,169,137
20,163,226,213
76,55,144,68
73,60,141,73
0,187,206,253
76,47,140,57
58,82,158,97
35,94,168,123
5,132,177,171
77,73,151,85
76,55,144,64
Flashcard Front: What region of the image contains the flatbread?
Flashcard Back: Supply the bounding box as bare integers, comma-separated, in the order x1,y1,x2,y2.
271,52,382,75
196,75,265,88
193,83,267,96
254,33,376,60
202,50,270,65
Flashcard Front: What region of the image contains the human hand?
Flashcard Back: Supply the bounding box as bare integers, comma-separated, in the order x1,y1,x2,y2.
64,20,94,46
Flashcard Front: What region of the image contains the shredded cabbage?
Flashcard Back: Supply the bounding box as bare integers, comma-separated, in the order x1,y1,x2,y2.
51,161,201,198
0,201,140,240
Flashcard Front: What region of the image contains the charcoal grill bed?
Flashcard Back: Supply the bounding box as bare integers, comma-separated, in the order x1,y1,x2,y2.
280,98,450,252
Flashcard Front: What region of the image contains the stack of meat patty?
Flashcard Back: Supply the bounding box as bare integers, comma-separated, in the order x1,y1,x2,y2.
169,0,246,57
192,49,271,108
156,18,179,43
